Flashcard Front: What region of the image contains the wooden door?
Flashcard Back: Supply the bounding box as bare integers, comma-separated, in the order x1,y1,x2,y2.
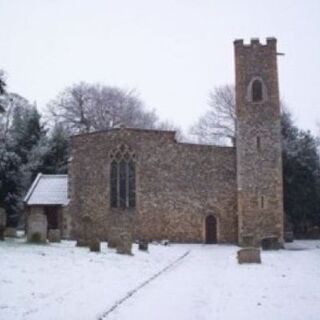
44,206,60,230
205,215,217,244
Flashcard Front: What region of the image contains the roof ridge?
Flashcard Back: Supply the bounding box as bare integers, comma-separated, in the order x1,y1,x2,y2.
41,174,68,178
72,127,176,138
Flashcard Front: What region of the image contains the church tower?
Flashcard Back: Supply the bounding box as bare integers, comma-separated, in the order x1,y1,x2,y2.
234,38,284,246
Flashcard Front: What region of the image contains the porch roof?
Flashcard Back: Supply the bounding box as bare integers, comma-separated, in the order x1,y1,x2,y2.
24,173,68,206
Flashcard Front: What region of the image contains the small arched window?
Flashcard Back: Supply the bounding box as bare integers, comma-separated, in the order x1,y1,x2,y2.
252,79,263,102
110,144,136,209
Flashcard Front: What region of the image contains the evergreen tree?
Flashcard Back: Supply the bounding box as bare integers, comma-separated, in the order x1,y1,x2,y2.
9,105,46,164
29,123,69,175
0,99,47,226
0,142,22,226
282,110,320,234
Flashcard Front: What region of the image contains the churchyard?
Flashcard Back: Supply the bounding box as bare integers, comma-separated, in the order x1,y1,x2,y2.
1,237,320,320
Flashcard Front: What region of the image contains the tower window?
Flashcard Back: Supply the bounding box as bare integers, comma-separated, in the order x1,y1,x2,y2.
257,136,261,151
260,195,265,209
110,145,136,209
252,80,263,102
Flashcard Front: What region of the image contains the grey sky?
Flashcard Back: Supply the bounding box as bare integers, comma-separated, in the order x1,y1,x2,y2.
1,0,319,134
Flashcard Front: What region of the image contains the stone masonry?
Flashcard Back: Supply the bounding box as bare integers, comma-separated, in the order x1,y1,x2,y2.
27,207,48,243
67,38,284,245
235,38,284,245
68,129,237,243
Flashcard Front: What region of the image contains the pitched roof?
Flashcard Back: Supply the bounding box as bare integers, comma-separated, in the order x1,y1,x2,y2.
24,173,68,206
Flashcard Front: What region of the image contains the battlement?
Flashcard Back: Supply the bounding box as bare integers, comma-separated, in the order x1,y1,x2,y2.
234,37,277,48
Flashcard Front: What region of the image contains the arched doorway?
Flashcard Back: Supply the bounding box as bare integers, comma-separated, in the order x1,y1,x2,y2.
205,215,217,244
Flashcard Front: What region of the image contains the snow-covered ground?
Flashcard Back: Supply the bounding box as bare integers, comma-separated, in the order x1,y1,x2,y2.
1,239,320,320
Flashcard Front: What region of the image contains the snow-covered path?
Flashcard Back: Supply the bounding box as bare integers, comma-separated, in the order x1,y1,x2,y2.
1,240,320,320
0,239,187,320
106,243,320,320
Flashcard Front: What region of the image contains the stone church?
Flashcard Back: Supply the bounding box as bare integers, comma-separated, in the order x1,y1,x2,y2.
25,38,284,246
65,37,284,246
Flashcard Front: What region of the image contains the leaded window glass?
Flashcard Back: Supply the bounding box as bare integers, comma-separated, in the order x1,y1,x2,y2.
110,145,136,209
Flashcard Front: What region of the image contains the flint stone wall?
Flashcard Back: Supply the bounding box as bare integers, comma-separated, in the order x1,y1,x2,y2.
27,207,48,243
68,128,237,243
48,229,61,243
234,39,284,245
25,205,70,240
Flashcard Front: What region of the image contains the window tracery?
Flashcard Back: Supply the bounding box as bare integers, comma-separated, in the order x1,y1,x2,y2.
110,144,136,209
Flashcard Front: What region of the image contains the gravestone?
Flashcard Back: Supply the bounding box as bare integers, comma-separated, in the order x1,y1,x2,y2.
27,209,48,243
82,215,92,244
48,229,61,243
108,227,119,248
89,238,101,252
161,239,170,246
138,239,149,251
116,231,132,255
0,208,6,241
237,247,261,264
76,239,88,247
4,227,17,238
306,226,320,239
284,231,294,243
261,236,281,250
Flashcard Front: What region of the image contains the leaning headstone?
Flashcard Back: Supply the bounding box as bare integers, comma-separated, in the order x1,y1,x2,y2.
27,209,47,243
138,239,149,251
89,238,101,252
0,208,7,241
261,236,281,250
4,227,17,238
116,231,132,255
48,229,61,243
237,247,261,264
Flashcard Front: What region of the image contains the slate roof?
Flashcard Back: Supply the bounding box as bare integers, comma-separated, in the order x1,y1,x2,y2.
24,173,68,206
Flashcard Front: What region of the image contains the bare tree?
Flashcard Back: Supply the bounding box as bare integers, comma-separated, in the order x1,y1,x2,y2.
0,93,32,141
157,120,185,142
190,85,235,145
317,121,320,153
48,82,158,133
0,70,7,113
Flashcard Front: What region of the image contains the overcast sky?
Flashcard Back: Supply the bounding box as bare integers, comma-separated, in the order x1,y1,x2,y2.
0,0,319,135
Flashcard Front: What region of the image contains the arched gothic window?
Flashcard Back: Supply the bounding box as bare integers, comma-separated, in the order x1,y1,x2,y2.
252,79,263,102
110,144,136,209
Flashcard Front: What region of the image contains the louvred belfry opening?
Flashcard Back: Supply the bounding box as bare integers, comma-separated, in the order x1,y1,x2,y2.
252,79,263,102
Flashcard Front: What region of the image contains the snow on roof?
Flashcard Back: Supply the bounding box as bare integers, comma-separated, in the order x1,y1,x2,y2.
24,173,68,206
